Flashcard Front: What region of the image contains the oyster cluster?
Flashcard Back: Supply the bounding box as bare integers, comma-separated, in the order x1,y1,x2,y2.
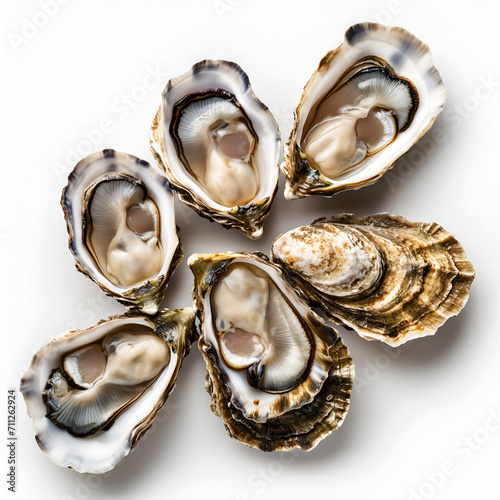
21,22,475,473
22,150,196,473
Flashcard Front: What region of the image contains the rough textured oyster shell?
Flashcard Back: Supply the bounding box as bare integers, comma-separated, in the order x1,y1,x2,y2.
20,309,196,473
282,23,447,199
150,60,281,239
188,251,353,451
271,214,475,346
62,149,183,314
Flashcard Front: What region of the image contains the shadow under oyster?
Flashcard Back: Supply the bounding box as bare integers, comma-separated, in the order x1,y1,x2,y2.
188,251,354,451
271,214,475,346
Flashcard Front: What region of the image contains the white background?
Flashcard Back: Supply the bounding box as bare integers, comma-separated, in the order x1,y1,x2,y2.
2,1,499,499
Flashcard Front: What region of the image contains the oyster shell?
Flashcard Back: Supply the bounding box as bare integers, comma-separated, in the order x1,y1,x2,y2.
20,308,196,473
271,214,475,346
188,252,354,451
282,23,447,199
150,60,281,239
62,149,182,314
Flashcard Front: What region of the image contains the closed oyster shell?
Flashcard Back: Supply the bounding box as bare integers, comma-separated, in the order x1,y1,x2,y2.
20,309,196,473
271,214,475,346
62,149,182,314
150,60,281,239
188,251,354,451
282,23,447,199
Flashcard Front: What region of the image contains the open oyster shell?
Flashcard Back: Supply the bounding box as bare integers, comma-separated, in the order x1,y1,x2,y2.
62,149,183,314
282,23,447,199
188,251,354,451
20,309,196,473
271,214,475,346
150,60,281,239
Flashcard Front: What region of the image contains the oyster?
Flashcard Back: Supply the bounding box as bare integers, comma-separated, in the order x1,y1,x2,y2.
188,252,354,451
62,149,182,314
271,214,475,346
20,309,196,473
150,60,281,239
282,23,447,199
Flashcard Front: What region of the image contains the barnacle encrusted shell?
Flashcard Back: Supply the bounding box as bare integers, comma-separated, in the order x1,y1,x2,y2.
282,23,447,199
62,149,183,314
150,60,281,239
271,214,475,346
20,309,196,473
188,251,354,451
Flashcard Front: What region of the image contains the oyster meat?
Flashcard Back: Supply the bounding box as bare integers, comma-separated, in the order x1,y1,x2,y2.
271,214,475,346
189,252,354,451
20,309,196,473
62,149,182,314
150,60,281,239
282,23,447,199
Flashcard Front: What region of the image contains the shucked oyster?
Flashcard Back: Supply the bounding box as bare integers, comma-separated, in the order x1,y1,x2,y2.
20,309,196,473
282,23,447,199
271,214,475,346
62,150,182,314
43,330,169,438
150,60,281,239
189,252,353,451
